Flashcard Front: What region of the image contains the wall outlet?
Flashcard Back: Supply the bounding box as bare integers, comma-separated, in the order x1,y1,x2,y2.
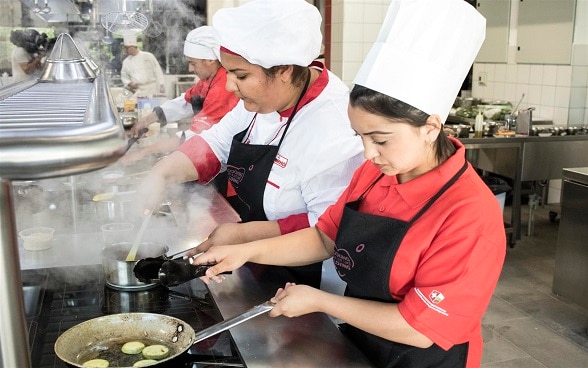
477,71,488,85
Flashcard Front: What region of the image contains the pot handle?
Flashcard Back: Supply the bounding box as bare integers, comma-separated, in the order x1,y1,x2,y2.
192,300,275,344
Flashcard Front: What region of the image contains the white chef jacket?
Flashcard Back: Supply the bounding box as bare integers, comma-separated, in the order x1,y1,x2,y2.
121,50,165,98
11,47,37,83
180,64,365,226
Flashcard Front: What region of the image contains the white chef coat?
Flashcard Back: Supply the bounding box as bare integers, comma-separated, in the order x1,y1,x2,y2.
158,93,194,122
121,50,165,98
194,66,365,226
11,47,37,83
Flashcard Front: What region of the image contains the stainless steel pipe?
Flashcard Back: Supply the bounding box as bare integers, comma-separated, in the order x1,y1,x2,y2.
0,179,32,368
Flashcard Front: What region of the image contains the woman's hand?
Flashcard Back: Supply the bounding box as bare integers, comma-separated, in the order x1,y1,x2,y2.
192,243,251,284
269,283,322,318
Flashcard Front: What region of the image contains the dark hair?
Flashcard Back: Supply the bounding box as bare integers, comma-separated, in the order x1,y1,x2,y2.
349,84,455,163
10,29,48,54
262,65,308,89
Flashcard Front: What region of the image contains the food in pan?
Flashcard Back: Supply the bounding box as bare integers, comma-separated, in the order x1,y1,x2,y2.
133,359,158,367
121,341,145,355
82,358,109,367
141,344,170,360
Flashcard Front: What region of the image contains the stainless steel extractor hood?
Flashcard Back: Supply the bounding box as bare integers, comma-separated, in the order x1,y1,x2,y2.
0,33,125,368
0,33,126,179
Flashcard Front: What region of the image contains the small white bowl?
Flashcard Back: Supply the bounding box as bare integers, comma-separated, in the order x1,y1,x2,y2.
19,227,54,251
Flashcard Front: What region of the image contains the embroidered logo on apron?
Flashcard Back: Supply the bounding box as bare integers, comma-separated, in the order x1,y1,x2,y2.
227,165,245,186
333,247,355,277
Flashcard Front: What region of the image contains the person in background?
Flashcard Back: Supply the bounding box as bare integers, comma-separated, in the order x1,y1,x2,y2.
120,34,165,98
140,0,364,289
193,0,506,367
10,29,47,83
123,26,239,163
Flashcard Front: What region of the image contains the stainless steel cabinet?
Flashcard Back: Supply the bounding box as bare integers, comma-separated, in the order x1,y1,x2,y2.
553,167,588,309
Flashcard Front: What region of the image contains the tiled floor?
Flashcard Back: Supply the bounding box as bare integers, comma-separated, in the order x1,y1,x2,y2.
481,204,588,367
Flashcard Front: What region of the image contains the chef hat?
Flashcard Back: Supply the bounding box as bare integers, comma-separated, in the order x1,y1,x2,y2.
123,33,137,46
212,0,322,69
353,0,485,123
184,26,219,60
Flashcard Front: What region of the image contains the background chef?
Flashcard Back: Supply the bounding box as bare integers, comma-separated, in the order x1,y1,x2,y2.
194,0,506,367
123,26,239,168
141,0,364,289
120,34,165,98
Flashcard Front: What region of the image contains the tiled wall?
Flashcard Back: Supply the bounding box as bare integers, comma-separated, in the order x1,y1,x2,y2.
330,0,588,128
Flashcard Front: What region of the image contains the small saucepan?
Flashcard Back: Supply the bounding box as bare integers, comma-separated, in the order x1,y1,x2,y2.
102,242,169,290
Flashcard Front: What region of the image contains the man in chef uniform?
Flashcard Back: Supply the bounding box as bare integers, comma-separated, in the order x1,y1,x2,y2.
120,34,165,98
142,0,364,291
124,26,238,161
194,1,506,367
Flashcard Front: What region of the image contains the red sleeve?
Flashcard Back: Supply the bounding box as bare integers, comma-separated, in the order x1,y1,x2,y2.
176,135,221,184
277,213,310,234
184,80,206,104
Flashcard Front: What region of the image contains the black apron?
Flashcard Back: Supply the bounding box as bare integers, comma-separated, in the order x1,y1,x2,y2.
225,72,321,288
335,161,469,368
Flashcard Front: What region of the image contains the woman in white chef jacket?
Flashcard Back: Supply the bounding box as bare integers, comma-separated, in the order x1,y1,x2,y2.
142,0,364,288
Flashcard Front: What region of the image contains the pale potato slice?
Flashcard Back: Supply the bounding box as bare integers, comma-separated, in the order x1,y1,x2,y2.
82,358,109,367
141,344,170,360
133,359,158,367
121,341,145,355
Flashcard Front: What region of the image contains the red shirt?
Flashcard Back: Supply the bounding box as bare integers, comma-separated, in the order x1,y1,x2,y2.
184,67,239,133
317,138,506,367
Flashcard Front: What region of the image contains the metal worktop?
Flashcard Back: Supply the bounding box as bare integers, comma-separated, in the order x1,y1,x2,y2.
16,166,372,367
458,134,588,245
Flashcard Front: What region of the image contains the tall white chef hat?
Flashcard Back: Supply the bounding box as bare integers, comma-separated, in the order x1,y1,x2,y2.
353,0,486,123
212,0,322,69
123,33,138,47
184,26,219,60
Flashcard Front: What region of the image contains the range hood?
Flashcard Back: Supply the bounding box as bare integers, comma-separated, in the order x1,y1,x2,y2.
0,33,125,179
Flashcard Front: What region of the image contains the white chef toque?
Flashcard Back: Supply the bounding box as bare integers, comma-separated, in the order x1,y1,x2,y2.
353,0,486,123
184,26,219,60
123,33,138,47
212,0,322,69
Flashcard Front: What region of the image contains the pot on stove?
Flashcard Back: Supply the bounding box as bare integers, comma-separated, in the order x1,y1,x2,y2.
102,242,168,291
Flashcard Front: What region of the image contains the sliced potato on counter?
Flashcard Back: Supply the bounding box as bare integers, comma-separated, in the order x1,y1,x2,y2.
121,341,145,355
133,359,158,367
141,344,170,360
82,358,109,367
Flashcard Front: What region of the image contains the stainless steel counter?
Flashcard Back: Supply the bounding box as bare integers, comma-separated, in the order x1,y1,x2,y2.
458,134,588,245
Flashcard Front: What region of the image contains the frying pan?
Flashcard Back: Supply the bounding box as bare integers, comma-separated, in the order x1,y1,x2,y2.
55,301,275,367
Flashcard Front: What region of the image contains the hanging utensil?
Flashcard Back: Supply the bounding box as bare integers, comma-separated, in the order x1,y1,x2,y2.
101,0,148,36
125,207,154,262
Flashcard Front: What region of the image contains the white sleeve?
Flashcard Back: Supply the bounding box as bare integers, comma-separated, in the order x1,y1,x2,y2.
159,95,193,122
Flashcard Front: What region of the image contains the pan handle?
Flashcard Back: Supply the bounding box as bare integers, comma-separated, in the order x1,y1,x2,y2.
192,300,275,344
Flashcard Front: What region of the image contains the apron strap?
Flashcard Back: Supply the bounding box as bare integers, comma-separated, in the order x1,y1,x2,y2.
408,159,469,225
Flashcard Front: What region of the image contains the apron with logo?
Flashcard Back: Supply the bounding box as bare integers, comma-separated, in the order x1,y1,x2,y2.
225,73,321,287
335,161,469,367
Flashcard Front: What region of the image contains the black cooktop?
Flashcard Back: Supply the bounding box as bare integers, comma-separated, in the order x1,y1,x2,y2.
23,265,244,368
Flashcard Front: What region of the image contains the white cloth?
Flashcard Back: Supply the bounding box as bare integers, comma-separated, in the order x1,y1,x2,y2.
353,0,485,123
199,69,365,226
212,0,322,68
121,50,165,98
184,26,219,60
11,47,35,83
